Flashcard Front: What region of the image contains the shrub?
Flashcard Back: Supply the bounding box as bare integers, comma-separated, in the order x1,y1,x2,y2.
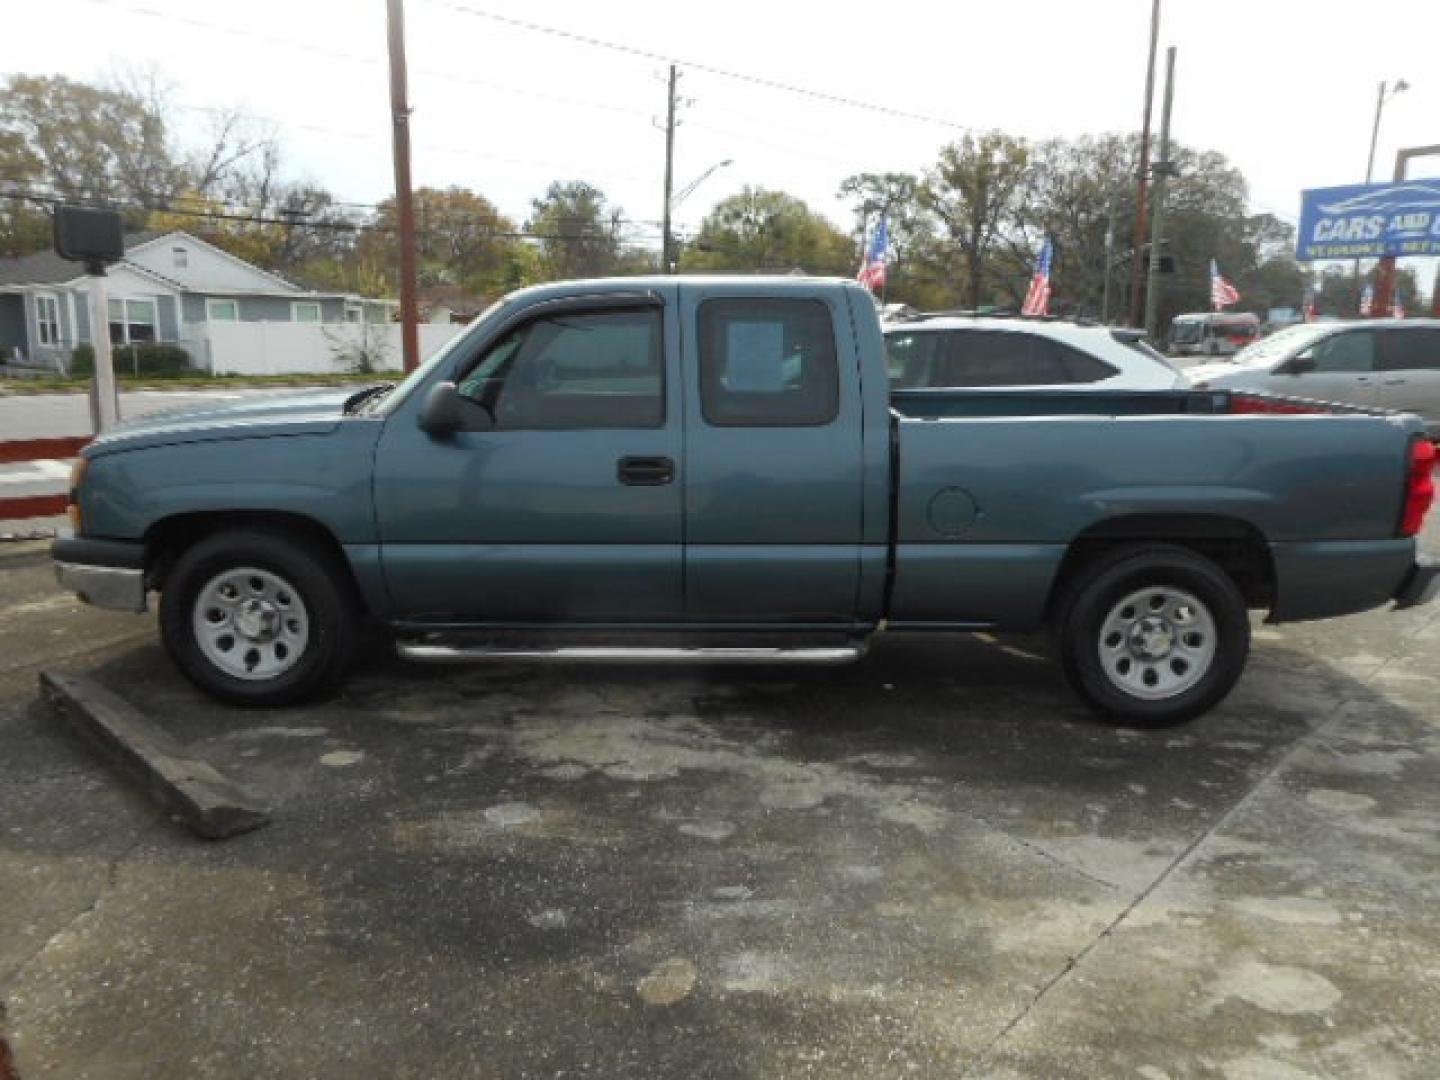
69,342,192,378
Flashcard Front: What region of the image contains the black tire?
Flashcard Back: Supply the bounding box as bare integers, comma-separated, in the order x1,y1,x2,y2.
1052,544,1250,726
159,529,360,706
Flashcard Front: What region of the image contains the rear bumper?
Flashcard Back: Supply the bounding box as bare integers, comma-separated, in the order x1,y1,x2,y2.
52,534,147,614
1394,555,1440,610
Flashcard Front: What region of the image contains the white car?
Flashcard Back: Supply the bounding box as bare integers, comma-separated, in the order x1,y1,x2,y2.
1188,319,1440,438
883,315,1186,391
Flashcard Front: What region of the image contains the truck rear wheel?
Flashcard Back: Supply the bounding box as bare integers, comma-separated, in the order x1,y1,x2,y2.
159,529,359,706
1053,544,1250,726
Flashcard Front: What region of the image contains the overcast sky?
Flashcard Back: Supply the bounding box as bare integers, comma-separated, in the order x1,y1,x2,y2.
8,0,1440,279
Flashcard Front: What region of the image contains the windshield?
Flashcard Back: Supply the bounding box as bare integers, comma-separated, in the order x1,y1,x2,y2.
1229,323,1330,366
1170,319,1203,345
372,298,510,415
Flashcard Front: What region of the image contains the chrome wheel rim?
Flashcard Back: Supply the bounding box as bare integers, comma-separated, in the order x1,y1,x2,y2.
192,567,310,681
1097,585,1216,701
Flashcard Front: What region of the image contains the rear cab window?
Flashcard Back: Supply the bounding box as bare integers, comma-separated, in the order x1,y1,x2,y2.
698,299,839,425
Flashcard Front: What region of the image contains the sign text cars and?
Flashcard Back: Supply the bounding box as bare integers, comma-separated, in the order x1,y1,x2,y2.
1295,179,1440,260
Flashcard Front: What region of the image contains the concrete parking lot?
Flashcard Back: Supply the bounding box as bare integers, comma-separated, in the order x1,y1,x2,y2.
2,523,1438,1079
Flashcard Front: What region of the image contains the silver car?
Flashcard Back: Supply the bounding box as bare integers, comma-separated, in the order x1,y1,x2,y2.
1188,319,1440,437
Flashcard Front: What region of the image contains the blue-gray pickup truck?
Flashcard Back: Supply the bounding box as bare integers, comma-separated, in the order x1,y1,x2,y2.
54,276,1438,724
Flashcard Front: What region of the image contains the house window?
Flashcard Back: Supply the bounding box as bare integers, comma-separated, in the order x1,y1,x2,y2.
108,297,158,345
35,294,62,347
292,301,322,324
344,303,363,324
172,247,188,269
207,299,239,322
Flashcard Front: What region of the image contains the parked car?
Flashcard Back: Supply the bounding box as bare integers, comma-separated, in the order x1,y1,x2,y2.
1188,319,1440,438
884,314,1186,390
55,277,1436,724
1169,312,1261,358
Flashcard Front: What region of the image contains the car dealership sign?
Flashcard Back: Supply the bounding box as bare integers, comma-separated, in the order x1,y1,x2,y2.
1296,178,1440,260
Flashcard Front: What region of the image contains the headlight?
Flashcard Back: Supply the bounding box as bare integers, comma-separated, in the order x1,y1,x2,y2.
67,457,88,532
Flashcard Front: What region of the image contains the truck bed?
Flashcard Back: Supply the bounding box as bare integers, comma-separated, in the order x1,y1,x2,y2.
890,387,1395,420
885,389,1423,631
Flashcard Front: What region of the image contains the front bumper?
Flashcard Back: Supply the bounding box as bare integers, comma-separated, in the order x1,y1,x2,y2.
52,534,147,614
1395,555,1440,610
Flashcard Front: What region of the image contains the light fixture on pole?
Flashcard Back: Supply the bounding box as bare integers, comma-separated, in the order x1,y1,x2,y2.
665,159,733,272
1365,78,1408,183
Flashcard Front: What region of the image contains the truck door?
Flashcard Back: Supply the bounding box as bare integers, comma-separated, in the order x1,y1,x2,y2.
680,287,865,623
372,292,684,623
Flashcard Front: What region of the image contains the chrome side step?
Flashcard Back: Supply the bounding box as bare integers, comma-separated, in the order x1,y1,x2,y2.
395,642,866,665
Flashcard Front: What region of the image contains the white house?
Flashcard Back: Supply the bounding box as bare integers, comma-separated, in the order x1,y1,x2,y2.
0,229,398,375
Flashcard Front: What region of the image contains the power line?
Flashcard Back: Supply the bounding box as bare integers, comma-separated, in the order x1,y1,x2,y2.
0,188,663,244
420,0,970,132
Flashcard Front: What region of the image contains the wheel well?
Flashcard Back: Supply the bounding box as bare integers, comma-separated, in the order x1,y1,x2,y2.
1047,515,1275,616
144,511,355,594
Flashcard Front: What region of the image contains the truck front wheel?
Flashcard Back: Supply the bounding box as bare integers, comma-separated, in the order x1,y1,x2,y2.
159,529,359,706
1053,544,1250,726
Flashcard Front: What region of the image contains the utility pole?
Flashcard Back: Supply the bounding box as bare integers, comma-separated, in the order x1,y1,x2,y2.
1143,47,1177,341
660,65,679,274
386,0,420,373
1128,0,1162,326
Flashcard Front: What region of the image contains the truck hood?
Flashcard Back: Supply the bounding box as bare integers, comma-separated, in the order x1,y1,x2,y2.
83,386,365,458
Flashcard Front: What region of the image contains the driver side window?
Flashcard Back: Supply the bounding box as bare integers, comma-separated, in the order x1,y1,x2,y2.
1304,331,1375,374
456,308,663,429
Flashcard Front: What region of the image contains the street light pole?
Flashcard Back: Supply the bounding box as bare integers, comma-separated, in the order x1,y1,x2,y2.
1128,0,1162,327
1143,47,1177,342
1357,77,1407,298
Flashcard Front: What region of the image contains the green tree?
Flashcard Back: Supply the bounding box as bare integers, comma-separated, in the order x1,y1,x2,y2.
680,187,853,275
357,186,521,299
526,180,628,280
0,73,186,215
918,131,1031,310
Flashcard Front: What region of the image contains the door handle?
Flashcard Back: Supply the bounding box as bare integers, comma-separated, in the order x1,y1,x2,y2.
617,456,675,486
1382,377,1406,386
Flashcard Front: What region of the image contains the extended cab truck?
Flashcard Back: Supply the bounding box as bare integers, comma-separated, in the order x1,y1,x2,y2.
54,277,1439,725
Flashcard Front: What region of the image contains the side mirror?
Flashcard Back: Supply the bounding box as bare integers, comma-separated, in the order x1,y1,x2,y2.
417,381,491,435
1285,354,1315,375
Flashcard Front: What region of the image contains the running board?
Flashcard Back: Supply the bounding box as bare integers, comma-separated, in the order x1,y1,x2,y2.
395,642,866,665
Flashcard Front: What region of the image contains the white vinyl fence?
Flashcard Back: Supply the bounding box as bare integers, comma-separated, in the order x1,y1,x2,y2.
194,322,466,375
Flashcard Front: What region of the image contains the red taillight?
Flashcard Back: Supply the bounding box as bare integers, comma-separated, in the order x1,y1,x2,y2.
1228,393,1325,415
1401,438,1436,537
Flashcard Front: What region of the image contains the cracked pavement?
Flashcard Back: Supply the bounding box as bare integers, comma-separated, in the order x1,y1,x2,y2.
2,519,1439,1079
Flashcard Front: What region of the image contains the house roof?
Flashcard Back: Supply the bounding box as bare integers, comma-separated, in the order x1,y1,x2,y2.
0,230,163,287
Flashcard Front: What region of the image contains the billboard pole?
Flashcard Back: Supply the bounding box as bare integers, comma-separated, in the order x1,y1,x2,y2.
1372,144,1440,318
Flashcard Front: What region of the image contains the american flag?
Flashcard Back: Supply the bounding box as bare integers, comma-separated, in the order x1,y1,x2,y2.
1209,260,1239,311
857,217,890,292
1021,239,1053,316
1359,285,1374,316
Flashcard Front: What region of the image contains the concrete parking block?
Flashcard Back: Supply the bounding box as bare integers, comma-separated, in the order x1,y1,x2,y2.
38,670,269,840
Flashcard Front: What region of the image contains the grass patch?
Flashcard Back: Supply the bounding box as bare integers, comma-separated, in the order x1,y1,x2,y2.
0,372,405,394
